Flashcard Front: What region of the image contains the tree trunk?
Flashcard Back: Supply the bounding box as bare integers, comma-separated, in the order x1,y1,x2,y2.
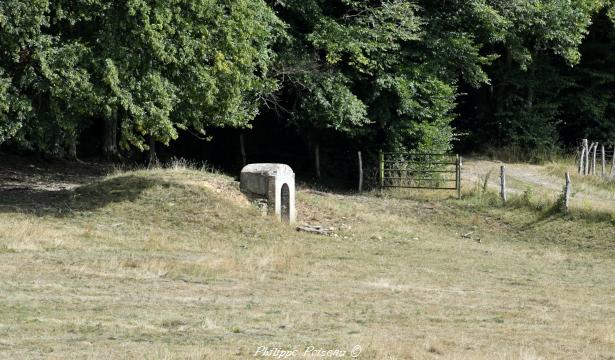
357,151,363,193
526,56,536,109
148,136,158,167
239,134,247,167
68,136,78,160
103,110,118,160
525,50,538,110
494,49,512,146
314,141,321,180
307,129,321,179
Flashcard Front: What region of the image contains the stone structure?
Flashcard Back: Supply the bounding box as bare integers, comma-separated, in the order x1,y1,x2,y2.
240,163,296,223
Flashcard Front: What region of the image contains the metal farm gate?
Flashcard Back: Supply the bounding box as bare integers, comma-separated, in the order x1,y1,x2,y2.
379,151,462,198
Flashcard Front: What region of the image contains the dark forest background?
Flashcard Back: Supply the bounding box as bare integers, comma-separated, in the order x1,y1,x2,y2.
2,1,615,185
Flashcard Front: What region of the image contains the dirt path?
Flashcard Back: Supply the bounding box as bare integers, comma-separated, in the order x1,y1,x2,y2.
463,159,561,192
463,158,615,212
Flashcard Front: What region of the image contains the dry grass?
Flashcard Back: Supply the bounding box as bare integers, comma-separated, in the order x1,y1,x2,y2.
464,158,615,219
0,161,615,359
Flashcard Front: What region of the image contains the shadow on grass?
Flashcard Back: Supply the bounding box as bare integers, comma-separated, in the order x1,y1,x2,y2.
505,194,615,227
460,188,615,226
0,175,164,217
534,205,615,225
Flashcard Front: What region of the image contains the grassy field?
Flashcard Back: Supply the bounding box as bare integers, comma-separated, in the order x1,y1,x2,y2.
1,159,615,359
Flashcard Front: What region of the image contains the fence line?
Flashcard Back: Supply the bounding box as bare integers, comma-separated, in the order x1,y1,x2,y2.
577,138,615,178
499,165,571,211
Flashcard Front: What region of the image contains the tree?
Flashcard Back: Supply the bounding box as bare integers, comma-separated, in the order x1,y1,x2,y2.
559,10,615,145
0,0,283,159
269,0,473,162
456,0,609,158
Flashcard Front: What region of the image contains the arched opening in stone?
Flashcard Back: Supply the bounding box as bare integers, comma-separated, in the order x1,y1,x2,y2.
281,183,290,223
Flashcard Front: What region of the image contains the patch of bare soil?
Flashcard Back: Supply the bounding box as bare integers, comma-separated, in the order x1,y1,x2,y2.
463,159,559,193
0,154,111,192
463,158,615,211
0,154,113,214
183,177,250,207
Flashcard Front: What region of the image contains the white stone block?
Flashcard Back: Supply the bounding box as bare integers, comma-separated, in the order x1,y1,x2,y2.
240,163,296,223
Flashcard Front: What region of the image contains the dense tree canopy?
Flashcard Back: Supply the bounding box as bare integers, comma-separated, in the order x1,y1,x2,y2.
0,0,282,157
2,0,615,162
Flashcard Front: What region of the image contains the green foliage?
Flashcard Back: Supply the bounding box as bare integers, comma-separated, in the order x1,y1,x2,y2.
458,0,615,157
559,10,615,144
272,0,467,152
0,0,282,155
2,0,615,160
295,69,369,133
498,0,602,67
308,1,422,74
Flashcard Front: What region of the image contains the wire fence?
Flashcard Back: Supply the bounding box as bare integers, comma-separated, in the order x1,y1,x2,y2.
379,151,461,198
236,135,463,194
576,139,615,178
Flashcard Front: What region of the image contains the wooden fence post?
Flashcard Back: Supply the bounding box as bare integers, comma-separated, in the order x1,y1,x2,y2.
587,142,594,175
611,145,615,178
592,142,598,176
456,155,462,200
579,146,585,175
602,145,606,177
585,141,591,175
379,150,384,193
564,172,571,212
500,165,507,203
580,139,588,175
357,151,363,193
